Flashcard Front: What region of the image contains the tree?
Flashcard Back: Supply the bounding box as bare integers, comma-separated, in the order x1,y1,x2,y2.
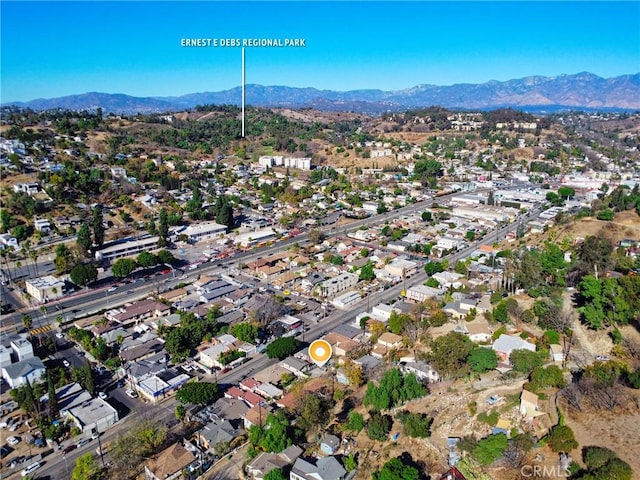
421,211,432,222
581,446,634,480
157,208,169,247
47,371,59,418
175,404,186,422
69,263,98,287
373,457,419,480
264,470,287,480
250,412,292,453
22,314,33,330
231,322,258,343
397,410,432,438
558,186,575,200
547,424,578,453
366,412,393,441
427,332,473,379
424,261,445,276
510,349,544,374
92,206,105,248
467,347,498,373
76,223,92,257
176,382,219,405
359,261,375,281
345,411,365,432
308,228,325,245
265,337,298,359
112,258,137,278
295,393,330,430
473,433,508,465
156,249,175,265
71,452,103,480
55,243,74,274
136,251,158,268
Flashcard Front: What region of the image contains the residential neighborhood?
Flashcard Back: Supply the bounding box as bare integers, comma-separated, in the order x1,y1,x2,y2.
0,103,639,480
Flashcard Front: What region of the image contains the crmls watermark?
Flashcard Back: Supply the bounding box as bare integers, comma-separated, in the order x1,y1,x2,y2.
521,465,570,478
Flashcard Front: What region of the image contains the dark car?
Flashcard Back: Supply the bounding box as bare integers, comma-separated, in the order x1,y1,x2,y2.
62,444,77,454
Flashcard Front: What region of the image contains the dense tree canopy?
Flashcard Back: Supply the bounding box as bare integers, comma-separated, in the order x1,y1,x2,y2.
176,382,219,405
265,337,298,359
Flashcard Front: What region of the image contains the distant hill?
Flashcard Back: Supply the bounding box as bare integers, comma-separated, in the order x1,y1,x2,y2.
5,72,639,114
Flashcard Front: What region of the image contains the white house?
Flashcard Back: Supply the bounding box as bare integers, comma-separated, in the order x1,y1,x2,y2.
493,334,536,363
2,357,46,388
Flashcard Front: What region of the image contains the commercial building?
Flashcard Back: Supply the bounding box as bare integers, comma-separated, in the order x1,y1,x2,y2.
95,236,160,262
316,273,358,298
179,222,227,243
65,398,119,434
25,275,65,303
331,291,361,309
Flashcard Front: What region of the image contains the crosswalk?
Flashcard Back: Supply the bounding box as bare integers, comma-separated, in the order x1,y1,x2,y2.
30,324,54,336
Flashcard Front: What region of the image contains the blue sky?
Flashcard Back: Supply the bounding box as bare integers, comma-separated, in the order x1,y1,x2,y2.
1,1,639,102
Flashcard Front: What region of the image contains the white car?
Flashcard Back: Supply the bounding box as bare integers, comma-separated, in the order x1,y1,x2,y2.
63,360,70,368
107,286,117,292
125,389,138,399
21,462,41,477
98,391,108,400
55,332,64,339
7,436,20,445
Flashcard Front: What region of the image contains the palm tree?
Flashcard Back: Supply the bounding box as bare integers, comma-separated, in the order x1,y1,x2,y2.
29,249,39,276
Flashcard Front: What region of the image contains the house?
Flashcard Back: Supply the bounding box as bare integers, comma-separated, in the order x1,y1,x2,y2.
200,344,231,369
493,334,536,363
377,332,402,349
520,390,543,419
439,466,468,480
385,258,419,278
10,337,34,362
549,344,565,363
405,284,443,303
144,442,198,480
400,360,440,383
197,419,244,452
2,356,45,388
290,456,347,480
107,299,171,325
280,356,309,377
243,404,272,429
320,434,340,455
246,444,303,480
431,271,464,289
322,332,359,358
464,320,493,343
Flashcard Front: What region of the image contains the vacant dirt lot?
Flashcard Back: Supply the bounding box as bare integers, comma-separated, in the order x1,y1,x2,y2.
561,389,640,474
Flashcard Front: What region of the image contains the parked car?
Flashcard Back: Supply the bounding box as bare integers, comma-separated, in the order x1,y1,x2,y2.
21,462,41,477
55,332,64,339
62,360,70,368
62,444,77,454
98,391,107,400
9,421,21,431
7,436,20,445
76,438,91,448
125,389,138,399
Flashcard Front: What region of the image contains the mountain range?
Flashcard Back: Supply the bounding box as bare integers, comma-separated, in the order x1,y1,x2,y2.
5,72,639,114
